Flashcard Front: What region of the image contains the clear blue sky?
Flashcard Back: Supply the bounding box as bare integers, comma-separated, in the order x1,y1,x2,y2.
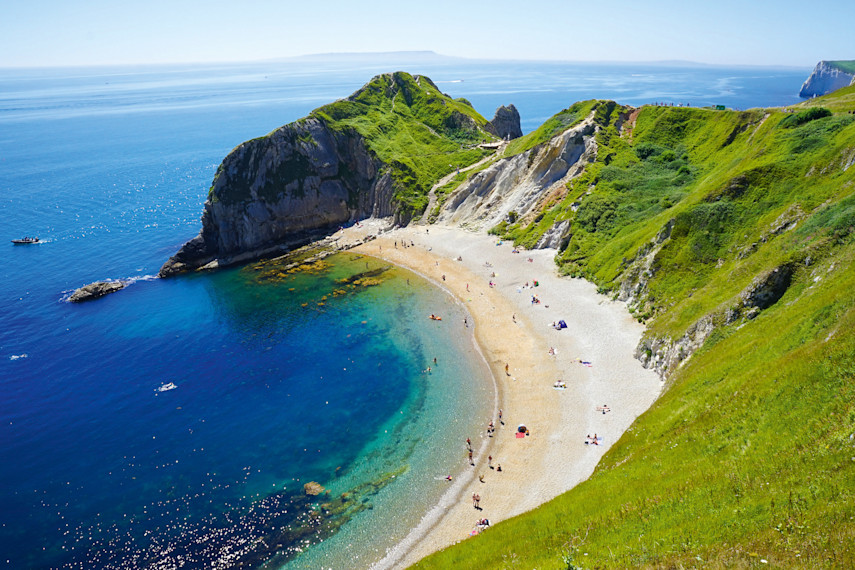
2,0,852,67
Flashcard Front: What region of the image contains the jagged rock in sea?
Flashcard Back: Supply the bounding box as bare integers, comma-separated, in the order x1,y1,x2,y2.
486,104,523,140
68,280,127,303
799,60,855,98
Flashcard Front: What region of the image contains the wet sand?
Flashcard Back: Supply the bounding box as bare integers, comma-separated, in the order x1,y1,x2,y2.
337,221,662,569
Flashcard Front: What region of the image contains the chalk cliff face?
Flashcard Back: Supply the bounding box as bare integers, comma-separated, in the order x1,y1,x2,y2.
435,117,597,238
159,118,392,276
799,60,855,98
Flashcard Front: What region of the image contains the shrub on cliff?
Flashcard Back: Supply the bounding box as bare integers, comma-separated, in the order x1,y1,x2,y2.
779,106,831,128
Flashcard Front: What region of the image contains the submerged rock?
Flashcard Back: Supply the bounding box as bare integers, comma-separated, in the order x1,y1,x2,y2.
68,280,126,303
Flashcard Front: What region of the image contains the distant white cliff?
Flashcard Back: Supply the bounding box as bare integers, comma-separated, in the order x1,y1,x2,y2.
799,60,855,98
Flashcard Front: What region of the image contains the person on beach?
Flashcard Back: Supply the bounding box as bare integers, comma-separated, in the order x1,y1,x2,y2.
498,409,503,423
463,317,468,327
497,464,502,472
488,455,493,468
468,450,473,464
505,363,510,376
472,493,477,507
466,437,471,449
474,494,481,508
479,474,485,483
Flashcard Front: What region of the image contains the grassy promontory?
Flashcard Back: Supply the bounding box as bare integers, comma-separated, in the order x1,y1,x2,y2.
416,92,855,567
311,72,496,219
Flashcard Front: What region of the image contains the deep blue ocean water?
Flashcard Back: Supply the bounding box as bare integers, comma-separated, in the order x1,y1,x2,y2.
1,56,810,569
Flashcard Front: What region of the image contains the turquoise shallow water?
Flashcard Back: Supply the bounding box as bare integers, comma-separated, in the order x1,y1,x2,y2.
2,249,492,569
0,57,808,568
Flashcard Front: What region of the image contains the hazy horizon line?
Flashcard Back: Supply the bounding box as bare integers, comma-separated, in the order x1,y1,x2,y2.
0,50,816,71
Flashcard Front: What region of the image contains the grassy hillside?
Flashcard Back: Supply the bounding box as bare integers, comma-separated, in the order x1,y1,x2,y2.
311,72,496,219
828,60,855,75
415,93,855,567
501,99,599,158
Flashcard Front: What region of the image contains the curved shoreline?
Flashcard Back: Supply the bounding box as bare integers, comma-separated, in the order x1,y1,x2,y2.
340,221,662,569
355,246,504,570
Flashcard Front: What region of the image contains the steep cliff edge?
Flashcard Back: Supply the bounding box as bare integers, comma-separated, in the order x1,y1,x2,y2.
799,60,855,98
160,72,497,277
160,119,389,276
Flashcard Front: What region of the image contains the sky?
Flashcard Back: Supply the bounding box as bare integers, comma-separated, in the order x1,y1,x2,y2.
2,0,853,68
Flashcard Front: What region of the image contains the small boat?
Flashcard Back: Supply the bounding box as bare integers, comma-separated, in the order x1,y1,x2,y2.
156,382,177,392
12,237,39,244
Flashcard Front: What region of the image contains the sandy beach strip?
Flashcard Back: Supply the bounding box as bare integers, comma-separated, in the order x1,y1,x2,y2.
336,222,662,569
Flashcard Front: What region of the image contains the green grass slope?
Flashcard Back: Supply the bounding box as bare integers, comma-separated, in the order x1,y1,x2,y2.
311,72,496,219
415,94,855,568
827,60,855,75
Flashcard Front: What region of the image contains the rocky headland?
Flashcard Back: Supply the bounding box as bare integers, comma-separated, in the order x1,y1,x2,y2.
159,72,519,277
799,60,855,98
158,117,391,277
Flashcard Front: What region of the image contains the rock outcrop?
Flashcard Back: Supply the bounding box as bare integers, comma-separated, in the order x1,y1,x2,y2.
799,61,855,98
68,280,127,303
159,118,393,277
486,104,523,140
634,262,795,377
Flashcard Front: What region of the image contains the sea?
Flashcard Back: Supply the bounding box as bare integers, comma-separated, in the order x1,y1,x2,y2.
0,55,810,569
